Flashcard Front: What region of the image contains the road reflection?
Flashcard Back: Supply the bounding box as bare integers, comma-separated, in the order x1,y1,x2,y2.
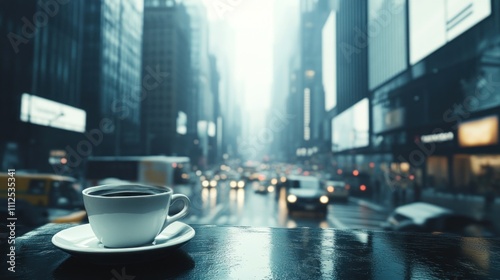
461,237,490,271
229,189,245,215
201,188,217,211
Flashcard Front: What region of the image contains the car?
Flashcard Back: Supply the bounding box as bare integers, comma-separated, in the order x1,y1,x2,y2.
274,174,288,200
381,202,495,237
201,178,218,188
229,179,246,189
0,173,87,228
343,173,371,196
286,175,329,216
324,180,349,202
246,171,277,194
200,171,218,188
252,180,275,194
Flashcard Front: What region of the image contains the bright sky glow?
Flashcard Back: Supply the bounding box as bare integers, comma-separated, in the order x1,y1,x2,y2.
203,0,274,130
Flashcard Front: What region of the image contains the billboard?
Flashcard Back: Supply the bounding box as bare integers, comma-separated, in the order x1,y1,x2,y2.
177,111,187,135
322,11,337,111
20,93,86,133
409,0,491,65
332,98,369,151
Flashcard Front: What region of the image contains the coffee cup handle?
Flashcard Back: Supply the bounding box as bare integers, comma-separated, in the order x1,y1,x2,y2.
164,194,190,226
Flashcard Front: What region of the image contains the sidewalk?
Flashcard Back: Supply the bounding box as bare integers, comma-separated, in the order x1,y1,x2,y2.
351,189,500,233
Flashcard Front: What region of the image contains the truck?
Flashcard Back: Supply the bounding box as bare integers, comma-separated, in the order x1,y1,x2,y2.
85,156,192,188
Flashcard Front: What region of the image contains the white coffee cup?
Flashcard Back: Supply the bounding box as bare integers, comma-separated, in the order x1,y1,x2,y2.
82,184,190,248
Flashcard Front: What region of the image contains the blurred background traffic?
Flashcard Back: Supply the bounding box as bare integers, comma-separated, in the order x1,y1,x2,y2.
1,0,500,238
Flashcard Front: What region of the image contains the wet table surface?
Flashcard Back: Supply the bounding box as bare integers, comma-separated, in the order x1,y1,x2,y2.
2,223,500,279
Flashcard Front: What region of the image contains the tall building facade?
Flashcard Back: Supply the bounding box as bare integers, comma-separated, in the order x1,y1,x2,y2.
185,0,216,168
271,0,300,162
368,0,500,197
208,54,221,164
0,0,85,173
300,0,330,163
322,0,500,230
207,21,241,161
81,0,144,157
328,0,370,177
141,0,192,157
282,0,330,163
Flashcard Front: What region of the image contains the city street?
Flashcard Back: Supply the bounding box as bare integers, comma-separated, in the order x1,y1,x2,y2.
174,181,388,230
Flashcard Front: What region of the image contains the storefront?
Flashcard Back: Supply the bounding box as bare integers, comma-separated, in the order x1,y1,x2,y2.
453,115,500,194
415,114,500,195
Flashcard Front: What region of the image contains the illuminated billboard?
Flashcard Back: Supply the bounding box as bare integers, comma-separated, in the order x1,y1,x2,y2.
458,115,498,147
322,11,337,111
177,111,187,135
332,98,369,151
20,93,86,133
409,0,491,65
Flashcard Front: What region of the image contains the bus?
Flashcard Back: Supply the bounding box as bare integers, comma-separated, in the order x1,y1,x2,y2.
85,156,192,188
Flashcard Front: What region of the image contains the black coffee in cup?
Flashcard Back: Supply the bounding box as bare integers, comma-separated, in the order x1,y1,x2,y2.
88,185,164,197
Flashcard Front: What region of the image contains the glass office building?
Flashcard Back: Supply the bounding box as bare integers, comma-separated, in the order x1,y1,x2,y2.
81,0,144,156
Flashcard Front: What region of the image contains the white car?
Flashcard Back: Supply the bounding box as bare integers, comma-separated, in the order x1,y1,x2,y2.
286,176,329,216
324,180,349,201
382,202,494,237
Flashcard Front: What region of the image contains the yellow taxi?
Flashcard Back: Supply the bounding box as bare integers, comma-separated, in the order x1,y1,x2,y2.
0,173,86,226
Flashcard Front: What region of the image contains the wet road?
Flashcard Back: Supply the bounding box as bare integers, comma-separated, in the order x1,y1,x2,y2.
174,180,388,230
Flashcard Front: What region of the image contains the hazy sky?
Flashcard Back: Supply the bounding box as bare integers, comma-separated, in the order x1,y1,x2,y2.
203,0,275,130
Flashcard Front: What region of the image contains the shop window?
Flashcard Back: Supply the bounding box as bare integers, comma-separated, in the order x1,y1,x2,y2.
427,156,448,191
455,155,500,195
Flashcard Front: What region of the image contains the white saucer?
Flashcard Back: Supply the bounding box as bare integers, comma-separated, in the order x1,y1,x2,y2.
52,221,195,263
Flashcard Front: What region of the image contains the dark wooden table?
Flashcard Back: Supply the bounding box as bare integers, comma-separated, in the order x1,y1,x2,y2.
1,223,500,279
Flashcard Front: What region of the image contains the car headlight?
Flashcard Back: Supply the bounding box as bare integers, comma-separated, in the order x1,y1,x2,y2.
327,186,334,193
230,181,237,188
202,180,209,187
287,194,297,203
320,195,329,204
237,180,245,188
210,180,217,187
267,186,275,193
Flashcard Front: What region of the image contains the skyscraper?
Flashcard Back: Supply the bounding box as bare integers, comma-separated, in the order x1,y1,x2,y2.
0,0,85,172
184,0,214,168
142,0,192,156
81,0,144,157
